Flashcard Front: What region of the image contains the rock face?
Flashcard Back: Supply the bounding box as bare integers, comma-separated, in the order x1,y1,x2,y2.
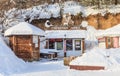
31,13,120,30
87,13,120,29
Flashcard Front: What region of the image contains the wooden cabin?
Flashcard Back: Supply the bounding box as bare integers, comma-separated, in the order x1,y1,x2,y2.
96,24,120,49
45,30,86,57
4,22,45,61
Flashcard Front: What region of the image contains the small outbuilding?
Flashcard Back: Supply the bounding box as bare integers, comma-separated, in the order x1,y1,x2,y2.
4,22,45,61
96,24,120,49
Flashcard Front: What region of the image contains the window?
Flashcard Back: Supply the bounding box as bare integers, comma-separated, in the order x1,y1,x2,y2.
57,42,63,50
49,39,55,49
75,40,81,50
66,39,73,51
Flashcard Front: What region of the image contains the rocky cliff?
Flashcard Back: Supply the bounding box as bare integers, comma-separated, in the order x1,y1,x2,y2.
31,13,120,30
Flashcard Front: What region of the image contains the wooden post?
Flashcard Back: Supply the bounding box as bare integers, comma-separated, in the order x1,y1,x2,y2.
31,35,33,60
38,36,40,59
82,38,85,54
64,39,67,57
105,37,107,49
13,35,16,52
111,37,113,48
45,39,49,49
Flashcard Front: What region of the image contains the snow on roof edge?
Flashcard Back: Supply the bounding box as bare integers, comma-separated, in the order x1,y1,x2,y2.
4,22,45,36
45,30,86,39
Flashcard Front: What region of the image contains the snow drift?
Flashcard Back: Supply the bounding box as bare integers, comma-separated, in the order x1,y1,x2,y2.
0,35,26,75
70,47,120,70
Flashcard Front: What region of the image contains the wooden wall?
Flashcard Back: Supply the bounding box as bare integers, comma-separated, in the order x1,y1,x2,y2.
9,35,40,61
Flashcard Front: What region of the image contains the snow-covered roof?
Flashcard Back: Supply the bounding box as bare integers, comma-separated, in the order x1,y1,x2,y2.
96,24,120,37
4,22,45,36
45,30,86,39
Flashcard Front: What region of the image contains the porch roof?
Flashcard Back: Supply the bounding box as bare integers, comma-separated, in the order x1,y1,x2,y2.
96,24,120,38
4,22,45,36
45,30,86,39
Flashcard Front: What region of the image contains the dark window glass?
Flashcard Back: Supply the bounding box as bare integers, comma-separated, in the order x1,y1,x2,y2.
66,39,73,51
49,40,55,49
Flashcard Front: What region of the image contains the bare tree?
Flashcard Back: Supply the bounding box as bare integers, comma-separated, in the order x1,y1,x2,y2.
0,0,19,33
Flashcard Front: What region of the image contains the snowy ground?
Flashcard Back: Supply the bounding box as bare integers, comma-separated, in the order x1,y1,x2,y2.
8,59,120,76
0,39,120,76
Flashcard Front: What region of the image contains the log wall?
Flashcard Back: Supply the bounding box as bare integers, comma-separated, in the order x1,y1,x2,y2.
9,35,40,61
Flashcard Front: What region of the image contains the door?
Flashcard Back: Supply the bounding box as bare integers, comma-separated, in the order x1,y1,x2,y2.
56,39,63,57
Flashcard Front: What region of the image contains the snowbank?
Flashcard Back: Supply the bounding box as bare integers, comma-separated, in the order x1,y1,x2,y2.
0,35,26,75
70,47,120,70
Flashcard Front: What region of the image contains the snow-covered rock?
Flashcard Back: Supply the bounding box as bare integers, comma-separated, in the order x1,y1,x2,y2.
63,1,83,15
81,21,88,27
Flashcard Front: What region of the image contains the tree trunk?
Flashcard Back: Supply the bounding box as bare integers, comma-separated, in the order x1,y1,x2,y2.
115,0,118,5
